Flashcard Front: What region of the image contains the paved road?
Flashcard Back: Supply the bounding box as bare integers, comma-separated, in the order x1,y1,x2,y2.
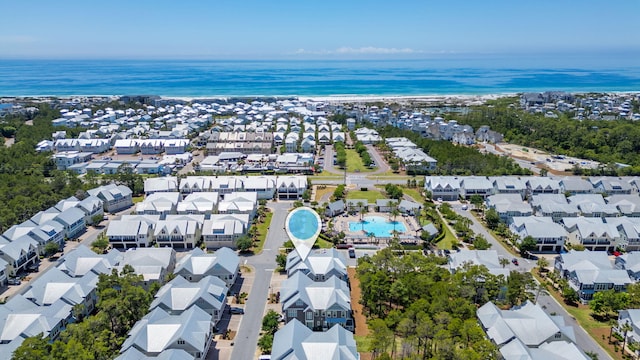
450,203,612,360
230,201,292,360
365,144,390,175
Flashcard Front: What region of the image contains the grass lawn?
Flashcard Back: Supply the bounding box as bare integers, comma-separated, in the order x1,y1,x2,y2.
254,212,273,253
354,335,372,353
435,223,458,250
346,149,374,173
315,238,334,249
402,188,424,203
346,189,386,202
132,196,144,204
314,185,336,202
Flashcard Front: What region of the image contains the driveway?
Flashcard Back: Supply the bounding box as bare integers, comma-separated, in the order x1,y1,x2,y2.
229,201,292,360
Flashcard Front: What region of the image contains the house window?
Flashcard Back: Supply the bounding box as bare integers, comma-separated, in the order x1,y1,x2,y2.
287,309,297,318
306,311,313,320
177,339,185,345
554,332,562,339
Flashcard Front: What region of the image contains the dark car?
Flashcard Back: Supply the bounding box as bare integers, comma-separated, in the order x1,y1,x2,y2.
512,258,519,266
7,278,21,286
230,307,244,315
348,248,356,258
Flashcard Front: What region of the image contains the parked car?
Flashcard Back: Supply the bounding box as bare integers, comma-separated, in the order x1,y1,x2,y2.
7,278,21,286
461,204,468,210
348,248,356,258
26,264,39,272
230,307,244,315
512,258,519,266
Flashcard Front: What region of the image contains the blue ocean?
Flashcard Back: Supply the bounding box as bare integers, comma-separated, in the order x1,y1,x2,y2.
1,55,639,97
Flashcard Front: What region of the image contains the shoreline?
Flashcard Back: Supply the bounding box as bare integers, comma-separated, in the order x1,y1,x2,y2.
2,91,640,104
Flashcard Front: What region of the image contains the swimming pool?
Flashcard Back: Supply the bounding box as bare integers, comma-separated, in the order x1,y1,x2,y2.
349,216,406,237
286,207,321,242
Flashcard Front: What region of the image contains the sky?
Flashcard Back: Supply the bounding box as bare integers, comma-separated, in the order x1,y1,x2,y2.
1,0,639,60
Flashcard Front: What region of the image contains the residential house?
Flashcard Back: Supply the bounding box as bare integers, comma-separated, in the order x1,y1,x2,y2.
562,217,619,251
568,194,619,218
242,176,277,199
530,194,580,222
87,184,133,213
153,219,201,249
56,245,120,278
177,192,219,218
136,192,181,219
425,176,461,201
559,177,595,195
201,214,248,249
149,275,227,325
491,177,527,199
0,237,39,276
606,217,640,252
607,194,640,218
486,194,533,224
271,319,359,360
117,247,176,288
106,220,154,249
276,176,308,200
119,307,213,359
590,177,634,195
616,309,640,347
23,267,98,317
510,216,568,252
460,176,494,199
144,177,179,196
477,301,588,360
526,177,561,196
615,252,640,281
174,247,239,287
53,207,87,240
26,221,65,254
286,248,348,282
281,272,353,331
217,192,258,219
75,195,104,225
554,250,631,302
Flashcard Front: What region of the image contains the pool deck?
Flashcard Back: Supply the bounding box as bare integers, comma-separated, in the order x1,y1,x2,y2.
332,212,421,242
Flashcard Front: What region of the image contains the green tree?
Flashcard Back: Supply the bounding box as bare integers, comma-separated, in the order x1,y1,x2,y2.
518,236,537,257
275,252,287,271
506,271,534,306
44,241,61,257
484,208,500,229
469,195,484,211
236,235,253,252
11,334,50,360
92,235,110,254
261,310,280,335
537,257,549,272
472,235,492,250
257,333,274,354
620,321,633,353
499,257,510,268
562,285,579,305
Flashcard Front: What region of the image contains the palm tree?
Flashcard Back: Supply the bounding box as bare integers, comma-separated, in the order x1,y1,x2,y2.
499,257,510,268
621,321,633,353
357,201,366,231
367,231,376,245
537,257,549,274
389,202,401,231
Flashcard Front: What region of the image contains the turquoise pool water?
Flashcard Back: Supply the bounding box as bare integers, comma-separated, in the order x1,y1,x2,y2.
349,216,406,237
287,208,320,240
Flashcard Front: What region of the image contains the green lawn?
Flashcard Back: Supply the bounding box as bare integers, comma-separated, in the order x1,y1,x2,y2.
132,196,145,204
346,149,374,173
354,335,372,353
254,212,273,253
346,189,386,202
435,223,458,250
315,238,334,249
402,188,424,203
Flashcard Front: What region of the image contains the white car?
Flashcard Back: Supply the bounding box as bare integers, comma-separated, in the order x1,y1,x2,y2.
461,205,468,210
